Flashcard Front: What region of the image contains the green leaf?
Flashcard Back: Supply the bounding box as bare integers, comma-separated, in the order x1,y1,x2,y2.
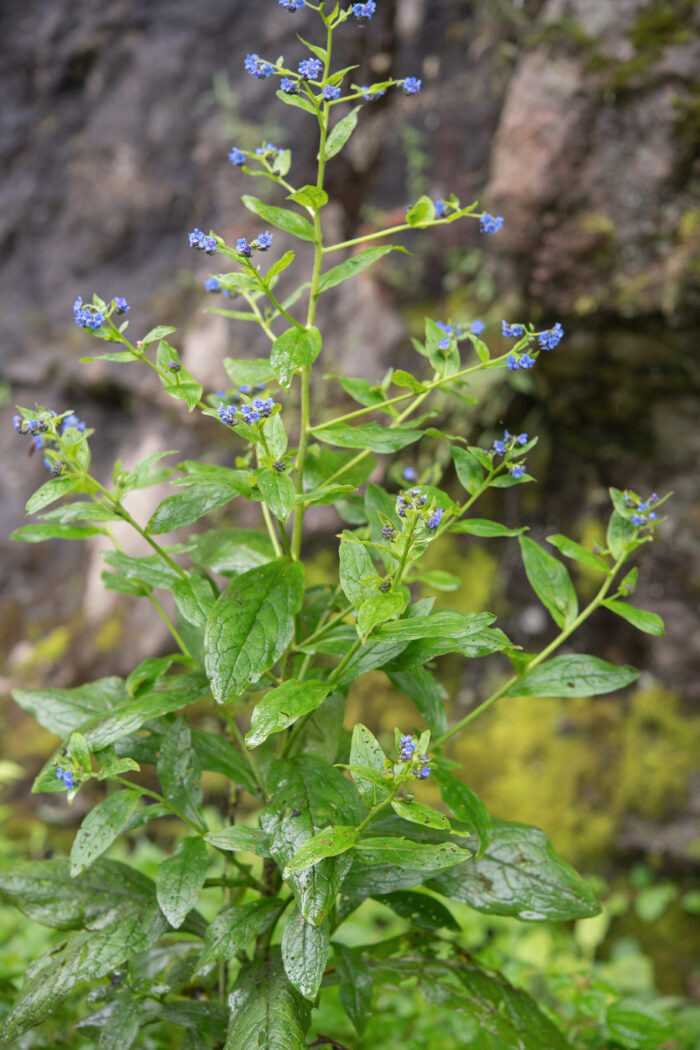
190,729,258,792
146,484,239,534
41,501,121,524
350,724,390,808
391,368,427,394
289,692,344,763
435,769,491,857
189,527,275,576
391,800,451,831
276,89,317,115
204,558,305,704
374,890,460,931
415,569,460,591
452,518,527,538
223,357,276,387
270,325,322,389
157,342,203,411
406,195,436,226
242,195,316,241
602,599,665,635
261,755,364,924
375,610,493,643
357,590,406,639
246,679,331,748
430,819,600,921
339,530,376,610
266,250,296,281
97,999,141,1050
199,899,282,967
70,790,141,877
606,1001,674,1048
514,654,638,697
25,475,81,515
156,836,209,928
120,450,178,492
355,838,467,870
157,719,203,829
258,468,296,521
287,184,329,210
324,105,361,160
335,945,372,1035
546,533,609,571
281,912,329,1000
0,888,167,1043
172,574,217,629
140,324,177,346
519,536,579,628
316,423,423,453
204,826,271,857
12,676,127,738
284,825,359,877
11,522,106,542
450,446,485,496
607,510,637,559
224,953,310,1050
386,669,448,737
101,550,181,590
319,246,400,293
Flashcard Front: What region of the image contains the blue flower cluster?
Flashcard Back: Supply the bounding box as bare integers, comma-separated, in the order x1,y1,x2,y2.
323,85,341,101
299,57,323,80
398,735,431,779
256,142,280,157
626,491,660,528
492,430,528,456
228,147,246,166
470,319,485,335
399,734,416,760
189,229,217,255
397,488,427,517
538,322,564,350
507,353,536,371
353,1,376,21
55,766,75,790
205,277,221,293
245,53,274,79
426,507,444,529
381,522,396,540
502,321,525,338
434,199,449,218
73,296,105,330
402,77,422,95
235,231,273,257
217,397,279,427
281,77,298,94
279,0,305,9
480,213,504,234
359,85,385,101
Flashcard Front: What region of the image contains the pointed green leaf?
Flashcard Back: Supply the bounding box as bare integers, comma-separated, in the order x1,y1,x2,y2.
450,446,485,496
607,510,637,559
375,890,459,931
258,468,296,521
546,533,608,571
406,195,436,226
204,826,271,856
246,679,331,748
242,195,315,241
602,599,665,636
350,724,390,808
156,836,209,928
284,825,359,877
204,558,305,703
357,590,406,639
97,998,141,1050
319,245,400,293
11,523,106,542
70,790,141,877
519,536,579,628
172,573,217,629
514,654,638,697
224,953,310,1050
146,484,239,534
435,769,491,857
335,945,372,1035
452,518,527,538
270,325,322,389
281,912,329,1000
287,184,328,209
316,423,423,453
355,838,467,870
199,899,282,967
339,530,376,610
25,475,81,515
391,799,450,831
157,719,203,828
276,89,317,115
324,105,361,160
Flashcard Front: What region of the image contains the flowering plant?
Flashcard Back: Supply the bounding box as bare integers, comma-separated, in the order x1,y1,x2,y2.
3,3,669,1048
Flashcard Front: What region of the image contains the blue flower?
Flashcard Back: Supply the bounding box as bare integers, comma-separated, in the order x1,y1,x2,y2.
280,77,298,94
516,433,528,445
256,230,273,251
278,0,305,9
402,466,418,482
298,58,323,81
510,464,526,479
501,320,525,338
228,147,246,166
189,229,217,255
519,354,536,369
62,413,86,432
352,1,376,20
399,735,416,761
402,77,422,95
73,296,105,330
480,213,504,234
493,431,509,455
323,85,341,101
506,355,519,371
359,85,385,101
13,415,24,433
113,297,129,314
168,361,181,372
427,508,444,529
204,277,221,293
413,757,431,780
236,238,253,257
631,514,646,526
218,403,239,427
470,319,485,335
273,460,287,472
434,199,448,218
62,769,75,790
381,522,396,539
255,142,279,156
538,322,564,350
245,53,274,79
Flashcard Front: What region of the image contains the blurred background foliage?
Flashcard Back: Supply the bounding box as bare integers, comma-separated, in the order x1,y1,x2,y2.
1,0,699,1044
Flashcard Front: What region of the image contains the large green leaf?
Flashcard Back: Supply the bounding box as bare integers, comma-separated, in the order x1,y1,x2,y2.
451,518,527,538
156,836,209,929
546,533,609,571
606,1001,674,1048
204,826,270,857
435,769,491,857
257,468,296,521
514,654,638,698
146,484,239,534
70,790,141,876
0,874,167,1042
334,945,373,1035
224,953,310,1050
242,195,316,242
284,826,359,877
25,475,81,515
172,574,217,629
281,912,329,1000
198,899,282,967
190,729,258,792
315,423,423,453
261,755,365,925
374,610,493,643
374,890,459,931
349,724,390,809
288,692,344,763
324,105,361,160
449,445,485,496
12,676,128,738
11,523,106,542
246,679,331,748
270,326,322,389
607,510,637,559
101,550,181,590
204,559,305,704
189,527,275,576
391,800,451,832
339,531,376,610
318,246,400,292
95,998,141,1050
519,536,579,629
602,599,665,636
355,838,467,870
385,669,448,737
429,819,600,921
157,719,203,829
383,621,507,670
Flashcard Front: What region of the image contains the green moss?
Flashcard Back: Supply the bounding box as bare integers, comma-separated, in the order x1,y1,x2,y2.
628,2,695,52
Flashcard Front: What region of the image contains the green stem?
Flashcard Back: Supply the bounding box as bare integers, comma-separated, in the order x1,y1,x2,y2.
323,215,462,254
113,776,206,834
434,555,626,747
392,516,418,591
221,708,267,799
91,478,188,580
261,497,283,558
147,590,194,660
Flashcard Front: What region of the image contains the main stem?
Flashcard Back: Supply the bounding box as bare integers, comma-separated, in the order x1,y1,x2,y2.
290,20,333,561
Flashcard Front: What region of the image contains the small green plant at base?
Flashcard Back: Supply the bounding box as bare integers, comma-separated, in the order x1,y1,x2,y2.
2,2,677,1048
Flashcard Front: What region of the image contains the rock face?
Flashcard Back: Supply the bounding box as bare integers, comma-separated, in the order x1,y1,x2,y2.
1,1,699,850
